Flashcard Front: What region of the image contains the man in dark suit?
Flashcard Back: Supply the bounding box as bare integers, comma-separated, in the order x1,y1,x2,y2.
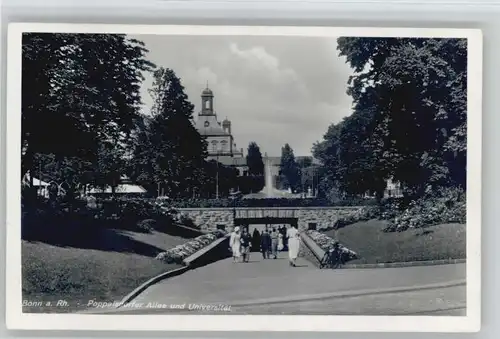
260,227,271,259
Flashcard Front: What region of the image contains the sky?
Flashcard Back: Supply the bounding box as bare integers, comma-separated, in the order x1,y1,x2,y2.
130,34,355,157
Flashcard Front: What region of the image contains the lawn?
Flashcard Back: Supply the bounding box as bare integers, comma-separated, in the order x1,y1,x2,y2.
324,220,466,264
22,229,189,313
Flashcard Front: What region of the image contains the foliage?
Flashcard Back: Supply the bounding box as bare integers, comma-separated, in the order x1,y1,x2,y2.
199,160,240,198
128,68,208,198
236,175,265,195
383,187,466,232
314,37,467,201
299,163,320,196
22,33,154,195
330,206,380,230
167,197,374,208
136,219,156,233
279,144,301,191
21,196,177,239
246,142,264,176
178,214,197,229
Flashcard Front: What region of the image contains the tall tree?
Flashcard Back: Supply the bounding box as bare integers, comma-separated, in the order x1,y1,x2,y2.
279,144,300,191
22,33,154,194
314,37,466,201
337,37,467,196
246,142,264,176
129,68,208,198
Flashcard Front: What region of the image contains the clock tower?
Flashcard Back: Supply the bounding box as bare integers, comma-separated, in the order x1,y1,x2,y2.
194,85,245,172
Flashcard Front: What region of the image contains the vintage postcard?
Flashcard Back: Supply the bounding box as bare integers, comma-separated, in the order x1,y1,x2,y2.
5,23,482,332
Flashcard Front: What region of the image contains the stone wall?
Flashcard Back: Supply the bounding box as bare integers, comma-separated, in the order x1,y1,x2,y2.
178,208,234,232
178,207,364,232
296,207,362,231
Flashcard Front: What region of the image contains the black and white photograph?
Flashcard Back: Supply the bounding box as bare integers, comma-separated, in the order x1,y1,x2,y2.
6,24,482,332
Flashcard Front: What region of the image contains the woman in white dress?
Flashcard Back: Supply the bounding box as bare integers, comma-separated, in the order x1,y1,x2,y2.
277,232,284,252
229,226,242,262
286,224,300,266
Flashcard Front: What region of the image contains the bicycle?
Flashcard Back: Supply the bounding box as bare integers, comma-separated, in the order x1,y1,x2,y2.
319,247,344,269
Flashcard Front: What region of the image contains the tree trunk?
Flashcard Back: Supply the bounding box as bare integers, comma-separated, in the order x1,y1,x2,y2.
23,149,37,200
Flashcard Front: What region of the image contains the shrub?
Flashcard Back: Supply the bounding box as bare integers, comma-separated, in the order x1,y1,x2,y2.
383,187,466,232
136,219,156,233
22,196,179,237
167,197,373,208
178,214,198,229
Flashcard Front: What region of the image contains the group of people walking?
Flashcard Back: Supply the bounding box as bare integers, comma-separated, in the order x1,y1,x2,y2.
229,224,301,266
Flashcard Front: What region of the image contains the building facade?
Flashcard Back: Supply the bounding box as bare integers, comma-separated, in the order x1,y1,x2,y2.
194,86,247,175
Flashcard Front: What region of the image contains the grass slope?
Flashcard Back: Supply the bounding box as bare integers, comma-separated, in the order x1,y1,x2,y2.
325,220,466,264
22,230,189,313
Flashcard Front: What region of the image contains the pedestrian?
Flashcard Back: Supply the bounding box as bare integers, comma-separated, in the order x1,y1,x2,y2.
280,225,288,251
278,231,284,252
286,224,300,267
260,228,271,259
270,228,279,259
229,226,242,263
252,228,261,252
240,227,252,263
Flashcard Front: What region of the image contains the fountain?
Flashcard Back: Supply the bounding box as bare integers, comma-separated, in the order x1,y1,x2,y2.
242,153,300,199
264,155,274,197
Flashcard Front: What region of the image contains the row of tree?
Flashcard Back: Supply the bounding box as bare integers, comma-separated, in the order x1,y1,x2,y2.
247,142,318,194
22,33,154,197
23,33,273,199
313,37,467,201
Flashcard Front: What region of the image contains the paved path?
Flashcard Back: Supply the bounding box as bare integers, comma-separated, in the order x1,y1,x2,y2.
118,255,465,315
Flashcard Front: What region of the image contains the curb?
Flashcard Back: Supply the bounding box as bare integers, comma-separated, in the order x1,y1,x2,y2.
341,258,466,269
300,233,466,269
116,235,230,309
118,266,190,307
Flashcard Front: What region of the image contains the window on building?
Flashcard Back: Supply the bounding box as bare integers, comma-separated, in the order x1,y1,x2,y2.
220,140,228,152
211,140,218,152
205,100,210,110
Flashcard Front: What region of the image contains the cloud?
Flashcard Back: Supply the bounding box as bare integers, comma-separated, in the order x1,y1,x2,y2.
132,34,354,156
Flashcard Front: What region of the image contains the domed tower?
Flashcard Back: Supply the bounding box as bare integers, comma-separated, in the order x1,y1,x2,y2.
222,117,231,135
201,86,214,115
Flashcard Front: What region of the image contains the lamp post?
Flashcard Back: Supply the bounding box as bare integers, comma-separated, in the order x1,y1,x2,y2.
215,151,220,200
229,188,240,228
301,158,305,198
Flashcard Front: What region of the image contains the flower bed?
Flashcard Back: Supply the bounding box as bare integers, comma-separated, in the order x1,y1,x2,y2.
383,187,466,232
305,230,358,263
155,230,227,264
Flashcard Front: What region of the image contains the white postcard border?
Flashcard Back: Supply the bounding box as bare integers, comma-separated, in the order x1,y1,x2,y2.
5,23,482,332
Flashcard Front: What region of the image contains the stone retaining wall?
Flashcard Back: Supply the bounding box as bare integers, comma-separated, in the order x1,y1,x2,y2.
177,207,364,232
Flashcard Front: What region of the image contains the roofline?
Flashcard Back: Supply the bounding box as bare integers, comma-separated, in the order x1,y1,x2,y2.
201,134,231,137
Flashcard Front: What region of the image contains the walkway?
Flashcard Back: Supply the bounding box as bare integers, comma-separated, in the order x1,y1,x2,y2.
116,254,466,315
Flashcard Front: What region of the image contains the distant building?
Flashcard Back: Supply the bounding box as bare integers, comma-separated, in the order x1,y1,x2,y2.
87,176,147,196
384,178,403,198
192,86,320,179
193,86,247,175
